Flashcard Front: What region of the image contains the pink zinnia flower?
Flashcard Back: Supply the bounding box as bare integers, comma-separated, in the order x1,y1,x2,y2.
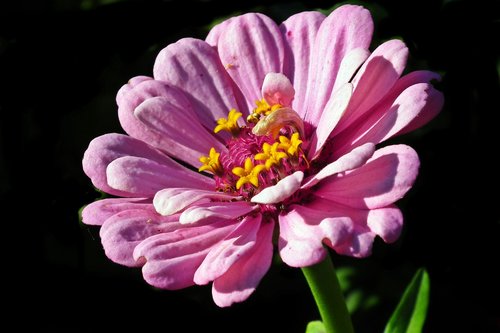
82,5,443,307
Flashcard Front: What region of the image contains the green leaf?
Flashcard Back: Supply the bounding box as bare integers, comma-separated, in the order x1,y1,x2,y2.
305,321,326,333
383,268,431,333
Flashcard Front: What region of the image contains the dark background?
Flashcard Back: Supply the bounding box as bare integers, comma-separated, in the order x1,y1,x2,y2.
1,0,499,332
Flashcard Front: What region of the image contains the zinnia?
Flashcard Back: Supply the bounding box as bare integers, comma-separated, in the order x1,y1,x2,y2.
82,5,443,307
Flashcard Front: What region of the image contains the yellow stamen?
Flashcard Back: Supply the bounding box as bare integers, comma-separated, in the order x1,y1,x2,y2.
199,147,222,175
255,142,287,170
255,99,282,116
278,133,303,156
247,99,282,123
214,109,242,136
232,157,266,189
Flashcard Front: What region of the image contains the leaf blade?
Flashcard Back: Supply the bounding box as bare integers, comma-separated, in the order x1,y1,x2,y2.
306,320,326,333
383,268,431,333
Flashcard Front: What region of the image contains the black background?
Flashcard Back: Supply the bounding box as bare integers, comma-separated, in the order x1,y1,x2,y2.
1,0,499,332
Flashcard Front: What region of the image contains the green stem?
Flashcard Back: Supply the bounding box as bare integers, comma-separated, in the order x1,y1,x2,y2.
302,252,354,333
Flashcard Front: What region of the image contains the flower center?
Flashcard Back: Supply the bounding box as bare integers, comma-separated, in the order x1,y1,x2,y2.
199,100,308,201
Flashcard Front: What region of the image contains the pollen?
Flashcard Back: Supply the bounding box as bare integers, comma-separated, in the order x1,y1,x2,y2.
232,157,266,189
255,142,287,170
199,147,223,175
214,109,242,136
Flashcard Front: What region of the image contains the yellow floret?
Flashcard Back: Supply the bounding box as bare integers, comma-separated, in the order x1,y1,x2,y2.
232,157,266,189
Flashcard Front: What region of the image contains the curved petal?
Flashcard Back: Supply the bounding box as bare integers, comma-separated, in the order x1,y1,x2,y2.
82,198,151,226
206,17,235,47
154,188,238,216
308,83,353,159
251,171,303,204
99,209,180,267
302,143,375,189
357,70,442,125
106,156,213,197
314,145,419,209
118,79,189,154
334,227,376,258
179,201,255,225
334,82,444,156
194,214,262,285
117,77,226,166
298,198,380,258
82,133,189,197
366,205,403,243
332,48,371,92
308,198,403,243
303,5,373,127
393,84,443,135
116,75,152,106
212,220,274,307
217,13,286,109
153,38,248,128
261,72,295,107
133,219,237,290
135,96,226,166
333,39,409,135
280,11,325,116
278,204,354,267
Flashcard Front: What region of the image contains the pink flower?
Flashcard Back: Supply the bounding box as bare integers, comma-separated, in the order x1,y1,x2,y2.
82,5,443,307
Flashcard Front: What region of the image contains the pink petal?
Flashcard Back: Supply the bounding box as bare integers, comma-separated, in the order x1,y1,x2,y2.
194,214,262,285
334,82,444,156
99,209,179,267
357,70,442,125
134,96,226,167
302,198,378,258
333,39,409,135
393,83,443,135
106,156,212,197
179,201,255,225
314,144,419,209
117,77,225,167
134,219,237,290
251,171,303,204
116,75,152,107
367,205,403,243
118,79,189,156
205,17,235,47
261,72,295,107
153,188,238,216
212,220,274,307
217,13,286,109
82,198,150,226
82,133,189,197
332,48,371,92
153,38,248,128
302,143,375,189
334,227,376,258
278,204,354,267
280,11,325,116
308,83,353,159
303,5,373,127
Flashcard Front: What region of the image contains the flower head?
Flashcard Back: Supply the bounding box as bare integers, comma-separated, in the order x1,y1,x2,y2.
82,5,443,307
